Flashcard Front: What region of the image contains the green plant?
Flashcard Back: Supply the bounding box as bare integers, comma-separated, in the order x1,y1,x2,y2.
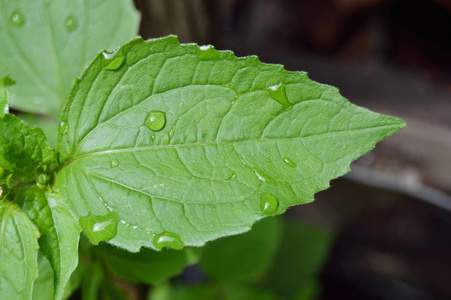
0,1,405,299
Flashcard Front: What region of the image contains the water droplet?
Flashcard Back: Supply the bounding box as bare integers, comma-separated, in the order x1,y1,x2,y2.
59,121,68,134
260,192,279,214
10,11,25,26
111,159,119,168
37,173,51,185
266,158,272,163
266,83,290,109
196,44,219,60
282,157,296,168
102,48,126,70
237,154,273,182
225,172,237,181
79,214,119,244
145,111,166,132
153,232,184,250
169,127,175,139
0,186,3,197
64,15,77,32
151,134,156,141
199,45,212,51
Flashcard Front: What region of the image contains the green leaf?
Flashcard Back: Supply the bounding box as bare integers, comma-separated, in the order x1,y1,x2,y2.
266,222,333,299
0,76,15,116
148,283,282,300
18,113,59,148
80,260,103,300
0,0,140,116
0,114,55,183
32,255,54,300
22,186,81,300
56,36,405,251
101,244,199,285
199,217,282,283
0,200,40,300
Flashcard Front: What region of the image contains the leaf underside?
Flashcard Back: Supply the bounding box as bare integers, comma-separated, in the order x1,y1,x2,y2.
0,0,140,116
57,36,405,251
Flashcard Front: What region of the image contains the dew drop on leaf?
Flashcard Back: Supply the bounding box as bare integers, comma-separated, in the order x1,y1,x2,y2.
266,83,290,109
60,121,68,134
153,232,184,250
111,159,119,168
37,173,51,185
225,172,237,181
266,158,272,163
102,48,126,70
0,186,3,197
196,44,219,60
79,214,119,244
260,192,279,214
10,11,25,26
145,111,166,132
282,157,296,168
64,15,78,32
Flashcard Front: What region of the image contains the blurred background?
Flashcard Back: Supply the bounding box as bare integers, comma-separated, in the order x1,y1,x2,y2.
132,0,451,299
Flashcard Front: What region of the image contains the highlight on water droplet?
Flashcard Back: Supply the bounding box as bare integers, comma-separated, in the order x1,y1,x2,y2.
102,48,126,70
37,173,51,185
111,159,119,168
145,110,166,132
153,232,184,250
0,186,3,197
282,157,296,168
260,192,279,214
266,158,272,163
79,214,119,244
10,11,25,26
64,15,77,32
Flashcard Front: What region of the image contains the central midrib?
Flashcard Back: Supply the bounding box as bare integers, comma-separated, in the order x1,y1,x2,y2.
63,123,400,167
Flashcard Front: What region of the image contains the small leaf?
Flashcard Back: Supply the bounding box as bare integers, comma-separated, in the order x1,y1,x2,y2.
101,244,198,285
32,255,54,300
22,186,81,300
0,200,40,299
0,0,140,116
56,36,405,251
0,114,55,183
199,217,282,283
267,222,334,299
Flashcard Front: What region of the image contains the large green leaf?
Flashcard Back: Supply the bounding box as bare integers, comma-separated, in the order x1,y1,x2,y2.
22,186,80,300
0,200,40,300
0,0,140,116
0,114,55,183
56,36,405,251
199,216,282,283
